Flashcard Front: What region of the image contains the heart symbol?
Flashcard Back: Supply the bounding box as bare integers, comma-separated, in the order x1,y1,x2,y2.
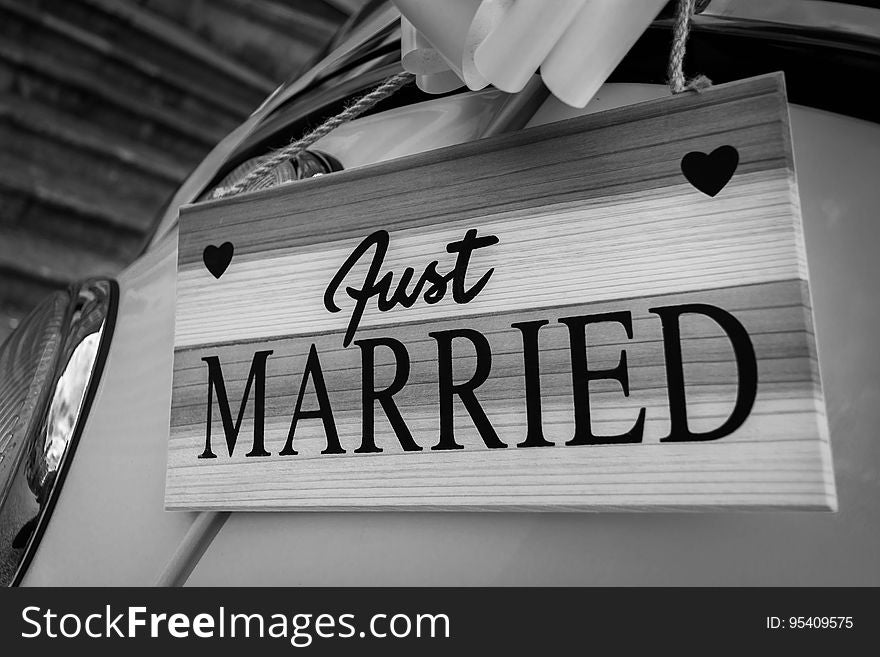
680,145,739,197
203,242,234,279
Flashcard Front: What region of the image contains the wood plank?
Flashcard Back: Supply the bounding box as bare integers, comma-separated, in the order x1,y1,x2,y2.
0,151,157,234
175,174,804,347
211,0,341,45
0,226,125,286
0,120,175,216
0,41,229,146
0,94,191,182
0,181,144,258
178,74,791,260
0,0,258,118
79,0,276,94
168,281,823,450
139,0,325,81
168,74,835,511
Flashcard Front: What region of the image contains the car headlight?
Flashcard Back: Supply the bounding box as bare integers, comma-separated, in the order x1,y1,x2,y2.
203,149,343,200
0,279,117,586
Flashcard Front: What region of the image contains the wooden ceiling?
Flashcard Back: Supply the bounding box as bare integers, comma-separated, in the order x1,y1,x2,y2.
0,0,369,344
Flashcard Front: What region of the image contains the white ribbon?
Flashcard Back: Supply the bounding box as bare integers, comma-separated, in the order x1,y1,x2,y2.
395,0,668,107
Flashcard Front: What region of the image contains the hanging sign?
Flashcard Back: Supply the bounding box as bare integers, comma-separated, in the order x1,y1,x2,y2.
166,73,835,511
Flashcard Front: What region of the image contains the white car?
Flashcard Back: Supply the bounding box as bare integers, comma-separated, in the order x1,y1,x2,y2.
2,1,879,586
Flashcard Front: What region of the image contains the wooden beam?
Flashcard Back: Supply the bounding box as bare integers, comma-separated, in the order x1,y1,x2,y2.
0,227,125,287
0,95,191,183
0,41,230,145
79,0,277,93
0,0,259,118
209,0,340,45
0,151,156,235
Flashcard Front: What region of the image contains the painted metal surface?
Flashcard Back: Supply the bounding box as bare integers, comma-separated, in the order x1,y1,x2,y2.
19,83,510,586
20,229,194,586
20,84,880,585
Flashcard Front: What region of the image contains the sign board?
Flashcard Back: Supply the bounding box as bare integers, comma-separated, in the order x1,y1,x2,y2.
166,73,836,511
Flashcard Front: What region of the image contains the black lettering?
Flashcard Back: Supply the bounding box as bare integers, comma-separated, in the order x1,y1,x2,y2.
279,344,343,455
199,350,273,458
422,261,449,303
324,230,389,348
324,229,498,348
429,328,505,450
649,303,757,442
445,228,499,303
511,320,553,447
354,337,421,453
559,312,646,445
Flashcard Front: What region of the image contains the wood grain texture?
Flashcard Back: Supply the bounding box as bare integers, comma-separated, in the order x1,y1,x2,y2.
167,73,835,511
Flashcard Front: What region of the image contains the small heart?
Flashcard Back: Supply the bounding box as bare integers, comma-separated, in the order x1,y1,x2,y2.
680,145,739,197
203,242,234,279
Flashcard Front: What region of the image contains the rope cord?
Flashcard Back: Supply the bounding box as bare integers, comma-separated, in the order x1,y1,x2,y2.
668,0,712,94
216,1,711,200
214,71,415,199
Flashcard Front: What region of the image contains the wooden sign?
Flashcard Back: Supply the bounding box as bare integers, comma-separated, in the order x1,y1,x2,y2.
166,73,836,511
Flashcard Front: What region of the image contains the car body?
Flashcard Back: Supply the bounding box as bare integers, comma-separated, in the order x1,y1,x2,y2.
4,1,880,585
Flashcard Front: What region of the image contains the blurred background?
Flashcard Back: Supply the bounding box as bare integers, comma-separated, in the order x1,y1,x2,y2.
0,0,369,344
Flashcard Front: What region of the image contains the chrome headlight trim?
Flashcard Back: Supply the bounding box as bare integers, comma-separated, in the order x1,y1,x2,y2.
2,279,118,587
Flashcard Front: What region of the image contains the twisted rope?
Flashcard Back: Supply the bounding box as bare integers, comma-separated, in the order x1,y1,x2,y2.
668,0,712,94
217,4,708,199
214,71,415,199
